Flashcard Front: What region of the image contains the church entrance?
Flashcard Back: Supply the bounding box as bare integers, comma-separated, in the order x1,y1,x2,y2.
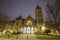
23,27,34,33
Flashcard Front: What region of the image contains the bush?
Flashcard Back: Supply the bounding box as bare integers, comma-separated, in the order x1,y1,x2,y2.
45,29,51,35
13,31,20,35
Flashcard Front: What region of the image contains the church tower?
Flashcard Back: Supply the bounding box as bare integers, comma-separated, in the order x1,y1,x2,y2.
35,5,44,26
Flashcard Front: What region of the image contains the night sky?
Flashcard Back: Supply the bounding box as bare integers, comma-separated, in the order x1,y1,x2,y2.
0,0,55,21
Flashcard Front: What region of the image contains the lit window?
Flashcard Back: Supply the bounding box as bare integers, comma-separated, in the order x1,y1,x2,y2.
26,20,32,25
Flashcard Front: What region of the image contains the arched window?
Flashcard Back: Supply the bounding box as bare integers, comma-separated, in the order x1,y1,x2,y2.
26,20,32,25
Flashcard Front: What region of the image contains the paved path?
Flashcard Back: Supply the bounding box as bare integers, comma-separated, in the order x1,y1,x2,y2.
0,34,37,40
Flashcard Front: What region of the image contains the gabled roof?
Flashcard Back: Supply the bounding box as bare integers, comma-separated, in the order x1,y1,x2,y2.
26,15,33,19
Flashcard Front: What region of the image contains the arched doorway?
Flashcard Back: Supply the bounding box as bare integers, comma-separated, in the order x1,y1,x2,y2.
23,27,26,33
31,27,34,33
23,26,34,33
27,27,30,33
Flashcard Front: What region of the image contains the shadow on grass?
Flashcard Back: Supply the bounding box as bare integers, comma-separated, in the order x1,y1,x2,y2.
36,34,60,39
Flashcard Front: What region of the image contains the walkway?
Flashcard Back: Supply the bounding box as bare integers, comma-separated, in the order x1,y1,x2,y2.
0,34,37,40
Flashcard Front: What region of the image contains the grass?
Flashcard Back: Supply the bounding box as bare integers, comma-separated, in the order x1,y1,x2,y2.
36,34,60,39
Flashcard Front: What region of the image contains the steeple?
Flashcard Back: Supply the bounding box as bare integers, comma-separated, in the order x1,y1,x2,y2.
16,14,22,20
19,14,22,19
27,14,32,18
36,5,41,9
35,5,44,25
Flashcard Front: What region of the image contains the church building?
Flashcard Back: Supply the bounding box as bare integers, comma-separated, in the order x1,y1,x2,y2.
4,5,44,34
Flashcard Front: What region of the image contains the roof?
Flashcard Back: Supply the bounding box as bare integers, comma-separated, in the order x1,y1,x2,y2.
16,16,22,20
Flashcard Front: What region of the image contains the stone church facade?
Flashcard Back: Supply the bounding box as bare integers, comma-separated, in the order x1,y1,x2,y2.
4,5,44,34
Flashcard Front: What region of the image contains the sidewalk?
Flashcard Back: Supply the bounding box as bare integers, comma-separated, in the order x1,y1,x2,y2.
0,34,37,40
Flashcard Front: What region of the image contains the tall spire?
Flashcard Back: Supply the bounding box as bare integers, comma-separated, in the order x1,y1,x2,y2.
36,5,41,9
28,14,31,18
19,13,22,19
16,13,22,20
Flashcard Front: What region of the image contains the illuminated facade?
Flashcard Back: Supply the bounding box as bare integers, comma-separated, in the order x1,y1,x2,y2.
5,5,44,34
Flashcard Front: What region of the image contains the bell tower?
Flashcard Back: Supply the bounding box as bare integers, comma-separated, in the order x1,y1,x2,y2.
35,5,44,25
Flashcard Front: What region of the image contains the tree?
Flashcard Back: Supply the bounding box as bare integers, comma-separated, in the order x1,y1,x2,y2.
45,29,51,35
0,12,10,31
46,2,60,33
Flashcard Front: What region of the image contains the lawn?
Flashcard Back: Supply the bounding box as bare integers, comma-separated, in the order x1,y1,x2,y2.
36,34,60,39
